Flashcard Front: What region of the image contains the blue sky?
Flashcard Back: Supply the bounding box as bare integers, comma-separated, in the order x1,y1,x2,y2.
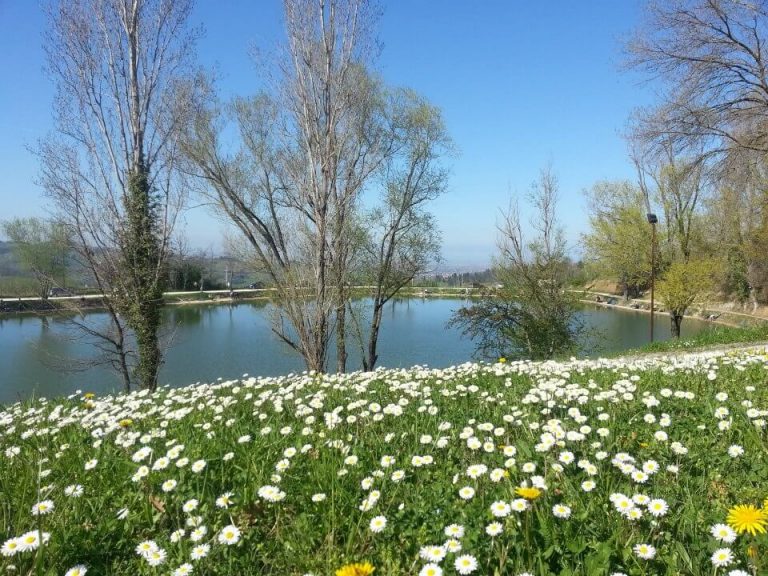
0,0,656,269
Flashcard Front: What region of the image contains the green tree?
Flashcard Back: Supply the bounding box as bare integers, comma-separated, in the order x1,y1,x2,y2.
657,259,715,338
1,217,71,299
451,167,582,360
582,181,653,298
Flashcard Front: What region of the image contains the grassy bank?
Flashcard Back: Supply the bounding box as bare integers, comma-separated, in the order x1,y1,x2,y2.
1,349,768,575
609,323,768,357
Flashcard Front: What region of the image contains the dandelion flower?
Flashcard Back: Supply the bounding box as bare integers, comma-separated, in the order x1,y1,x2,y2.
335,562,375,576
515,486,542,500
727,504,768,536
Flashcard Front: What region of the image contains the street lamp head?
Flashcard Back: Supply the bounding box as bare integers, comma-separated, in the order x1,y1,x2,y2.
646,213,658,224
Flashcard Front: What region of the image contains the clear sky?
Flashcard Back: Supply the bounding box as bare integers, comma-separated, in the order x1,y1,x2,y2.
0,0,657,269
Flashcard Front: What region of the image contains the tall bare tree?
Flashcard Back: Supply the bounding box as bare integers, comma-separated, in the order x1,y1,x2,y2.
182,0,400,373
38,0,199,390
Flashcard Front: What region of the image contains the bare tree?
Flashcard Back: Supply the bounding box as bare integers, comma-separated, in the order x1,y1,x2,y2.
627,0,768,156
182,0,393,373
352,89,450,370
632,136,708,264
38,0,200,390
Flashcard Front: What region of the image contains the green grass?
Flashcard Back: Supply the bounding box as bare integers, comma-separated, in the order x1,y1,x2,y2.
0,276,40,298
610,323,768,357
2,350,768,575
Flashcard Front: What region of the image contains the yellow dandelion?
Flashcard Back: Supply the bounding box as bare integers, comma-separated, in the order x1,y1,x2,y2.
727,504,768,536
83,393,95,399
119,418,133,428
335,562,375,576
498,357,507,363
515,486,542,500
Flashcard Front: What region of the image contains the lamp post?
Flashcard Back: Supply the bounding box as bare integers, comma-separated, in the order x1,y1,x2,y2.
647,213,658,342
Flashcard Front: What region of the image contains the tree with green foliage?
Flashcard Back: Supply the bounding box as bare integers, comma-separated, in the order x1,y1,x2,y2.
657,259,715,338
582,181,654,298
451,167,582,360
0,217,71,299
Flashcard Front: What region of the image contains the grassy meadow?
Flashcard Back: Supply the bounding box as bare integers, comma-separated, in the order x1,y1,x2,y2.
1,349,768,575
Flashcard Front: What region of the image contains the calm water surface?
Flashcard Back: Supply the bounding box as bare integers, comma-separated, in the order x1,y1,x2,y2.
0,298,709,403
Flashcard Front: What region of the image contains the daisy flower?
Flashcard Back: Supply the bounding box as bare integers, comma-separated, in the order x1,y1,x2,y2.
458,486,475,500
1,537,20,557
419,564,443,576
711,548,734,567
369,515,387,533
64,484,84,498
444,524,465,538
710,523,737,543
31,500,54,516
218,524,241,545
633,543,656,560
486,522,503,536
419,545,447,563
136,540,159,557
552,504,572,519
454,554,478,574
190,544,210,560
647,498,668,517
64,567,88,576
172,563,194,576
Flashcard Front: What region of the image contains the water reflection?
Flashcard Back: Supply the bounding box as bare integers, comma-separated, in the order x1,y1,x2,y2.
0,299,710,404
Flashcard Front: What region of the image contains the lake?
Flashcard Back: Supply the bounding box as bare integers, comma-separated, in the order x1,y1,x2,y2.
0,298,709,404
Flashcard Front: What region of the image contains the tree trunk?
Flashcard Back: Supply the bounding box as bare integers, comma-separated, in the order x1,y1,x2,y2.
364,301,384,371
336,301,347,373
124,167,164,390
670,312,683,338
